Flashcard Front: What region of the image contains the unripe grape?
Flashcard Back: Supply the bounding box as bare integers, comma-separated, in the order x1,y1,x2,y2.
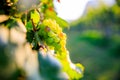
75,63,84,73
38,29,47,37
48,31,56,37
54,37,60,43
54,43,61,51
46,37,54,45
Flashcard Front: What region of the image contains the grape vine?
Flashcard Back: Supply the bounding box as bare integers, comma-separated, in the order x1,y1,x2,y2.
0,0,84,80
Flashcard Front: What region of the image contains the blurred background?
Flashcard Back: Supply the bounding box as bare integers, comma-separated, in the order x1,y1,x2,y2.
55,0,120,80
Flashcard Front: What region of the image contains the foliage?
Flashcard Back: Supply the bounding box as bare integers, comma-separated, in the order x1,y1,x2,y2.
70,2,120,47
71,3,120,29
66,1,120,80
0,0,84,80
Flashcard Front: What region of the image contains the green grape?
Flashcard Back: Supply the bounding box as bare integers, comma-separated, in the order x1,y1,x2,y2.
38,24,46,30
38,28,47,39
43,19,62,34
75,63,84,73
60,40,66,47
41,30,47,36
46,37,54,45
53,43,61,51
54,37,60,43
48,31,56,37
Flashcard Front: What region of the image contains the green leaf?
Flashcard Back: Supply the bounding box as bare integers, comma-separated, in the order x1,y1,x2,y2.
30,10,40,24
26,30,34,43
55,17,69,28
26,21,33,31
45,10,69,28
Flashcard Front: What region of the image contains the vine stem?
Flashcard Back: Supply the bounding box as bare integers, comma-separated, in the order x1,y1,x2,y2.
31,19,37,32
36,9,44,22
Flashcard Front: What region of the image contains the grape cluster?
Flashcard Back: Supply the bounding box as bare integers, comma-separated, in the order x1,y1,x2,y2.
38,19,67,54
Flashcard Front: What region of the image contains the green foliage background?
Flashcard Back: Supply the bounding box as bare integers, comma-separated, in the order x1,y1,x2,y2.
66,1,120,80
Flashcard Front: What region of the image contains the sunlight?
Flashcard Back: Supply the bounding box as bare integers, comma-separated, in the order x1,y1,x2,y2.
54,0,115,22
54,0,91,21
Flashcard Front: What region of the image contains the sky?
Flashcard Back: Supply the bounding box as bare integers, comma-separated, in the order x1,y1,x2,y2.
54,0,116,22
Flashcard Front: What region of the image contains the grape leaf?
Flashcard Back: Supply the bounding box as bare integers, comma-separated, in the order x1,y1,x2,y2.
26,21,33,31
30,10,40,24
26,30,34,43
45,10,69,28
